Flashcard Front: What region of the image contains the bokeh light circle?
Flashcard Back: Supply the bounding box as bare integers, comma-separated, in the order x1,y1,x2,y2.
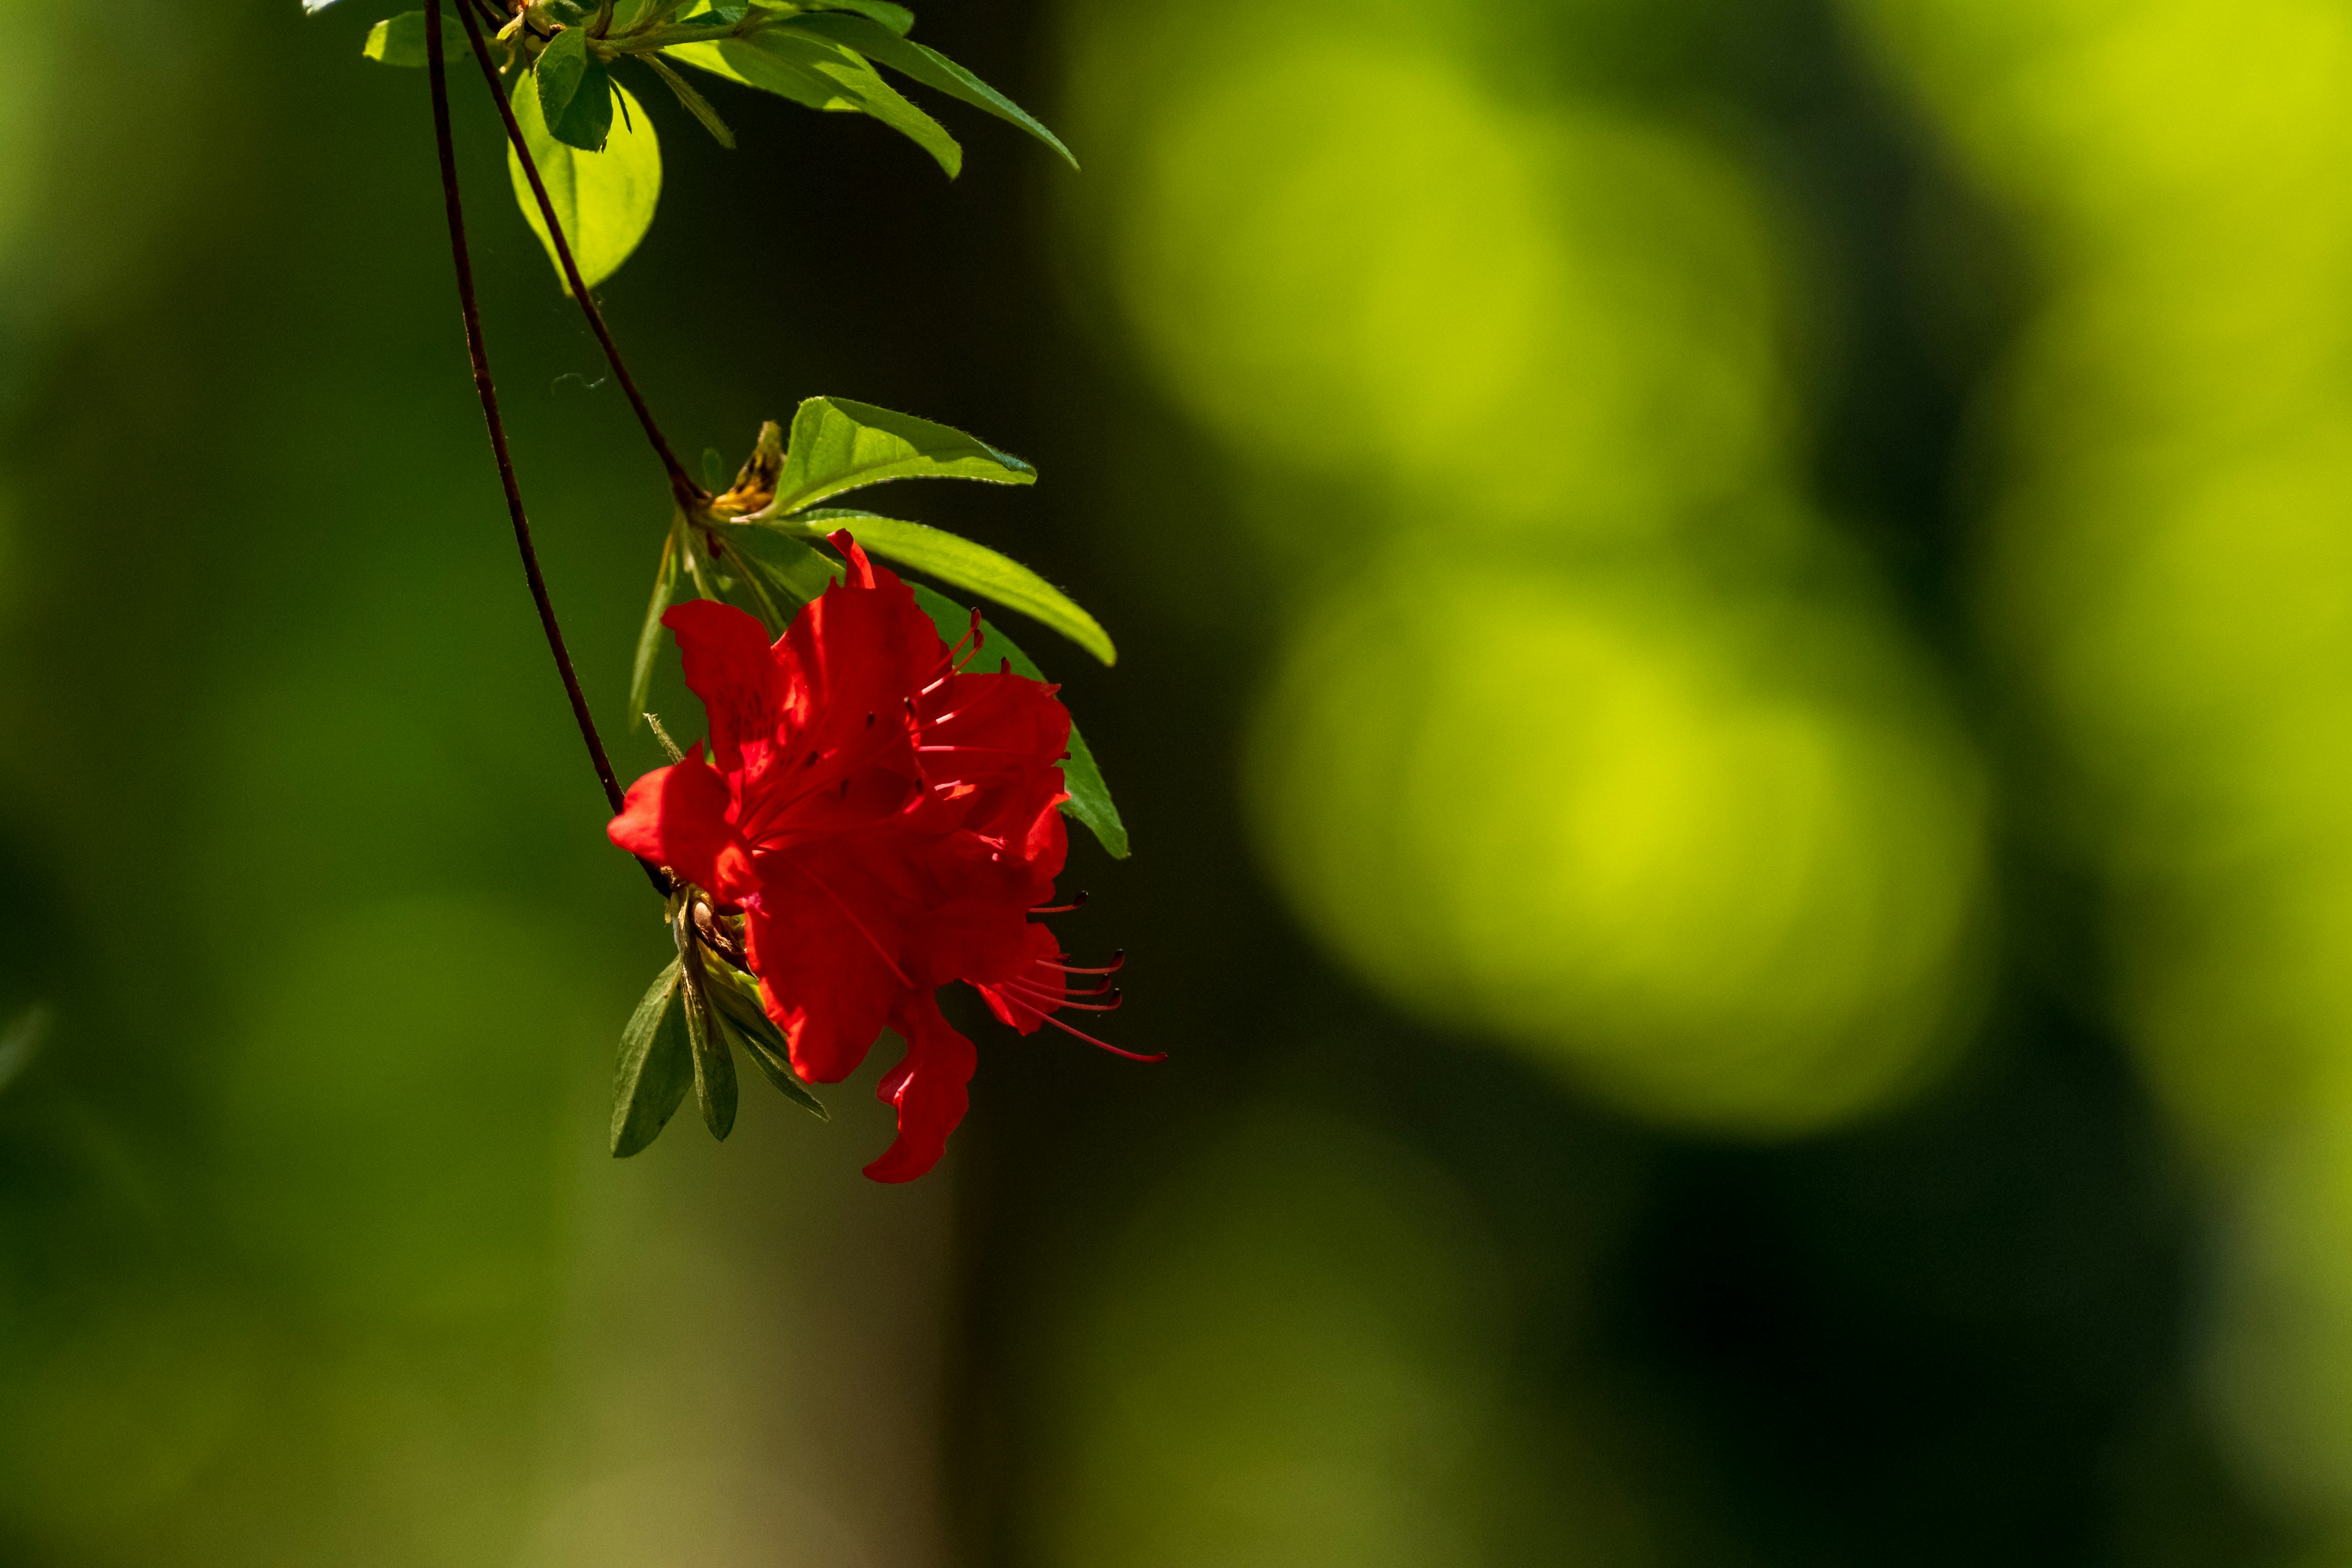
1247,552,1989,1134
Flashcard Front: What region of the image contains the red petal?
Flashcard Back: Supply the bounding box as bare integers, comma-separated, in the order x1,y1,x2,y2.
607,756,754,900
976,923,1065,1035
744,832,924,1084
663,598,782,778
862,989,976,1183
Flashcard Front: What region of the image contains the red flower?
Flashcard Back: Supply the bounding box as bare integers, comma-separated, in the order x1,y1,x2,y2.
609,535,1139,1182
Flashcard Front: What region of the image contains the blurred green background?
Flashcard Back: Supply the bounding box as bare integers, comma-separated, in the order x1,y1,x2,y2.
6,0,2352,1562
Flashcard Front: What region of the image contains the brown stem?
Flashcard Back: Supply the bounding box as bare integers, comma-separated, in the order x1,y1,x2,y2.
453,1,704,512
425,2,672,899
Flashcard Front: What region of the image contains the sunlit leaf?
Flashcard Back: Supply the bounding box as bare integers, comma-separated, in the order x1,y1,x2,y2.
361,10,466,66
744,32,961,174
781,12,1077,169
627,530,680,728
706,963,828,1120
793,0,913,35
507,77,661,293
908,583,1131,858
611,960,689,1156
535,28,616,151
764,396,1035,515
784,508,1114,665
663,32,960,175
674,910,737,1139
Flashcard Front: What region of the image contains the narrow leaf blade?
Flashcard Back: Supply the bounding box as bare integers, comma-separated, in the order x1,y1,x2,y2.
627,531,680,728
783,13,1077,169
793,510,1114,665
706,967,829,1120
908,583,1130,858
644,53,737,148
719,33,961,176
612,960,690,1156
767,396,1035,514
507,78,662,293
675,911,738,1139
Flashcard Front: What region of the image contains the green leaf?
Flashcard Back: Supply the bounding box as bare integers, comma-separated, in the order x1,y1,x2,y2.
704,964,828,1120
793,0,914,34
627,529,680,729
785,510,1114,665
674,908,737,1139
507,77,662,294
644,52,737,148
733,530,843,606
712,34,961,176
535,28,616,151
908,582,1131,858
763,396,1035,516
780,13,1077,170
612,960,690,1156
362,10,466,66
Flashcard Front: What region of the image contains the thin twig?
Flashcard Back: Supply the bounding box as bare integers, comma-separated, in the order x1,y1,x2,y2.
426,2,671,899
453,1,704,511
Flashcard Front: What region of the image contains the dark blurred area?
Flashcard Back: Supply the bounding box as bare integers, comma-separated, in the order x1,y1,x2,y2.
0,0,2343,1564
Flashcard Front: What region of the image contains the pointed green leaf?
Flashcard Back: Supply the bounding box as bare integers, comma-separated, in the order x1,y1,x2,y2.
674,909,738,1139
644,53,737,148
783,510,1114,665
363,10,466,66
612,960,690,1156
734,530,843,606
718,33,960,175
535,28,616,150
763,396,1035,516
705,964,829,1120
780,13,1077,169
627,530,680,729
508,77,662,294
794,0,913,34
908,582,1130,858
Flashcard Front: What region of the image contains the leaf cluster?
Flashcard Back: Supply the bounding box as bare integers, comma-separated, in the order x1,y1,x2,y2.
612,904,828,1157
361,0,1072,292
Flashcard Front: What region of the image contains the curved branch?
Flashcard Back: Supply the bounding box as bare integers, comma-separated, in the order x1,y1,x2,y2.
424,1,671,898
453,1,705,511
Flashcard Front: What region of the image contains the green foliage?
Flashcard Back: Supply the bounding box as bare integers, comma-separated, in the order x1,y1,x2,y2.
791,508,1116,665
360,11,465,67
611,960,690,1156
658,1,1072,178
674,907,739,1140
722,34,961,175
908,583,1131,859
705,962,829,1119
782,12,1078,169
764,396,1037,513
507,78,661,293
644,55,737,149
627,528,680,729
534,28,616,152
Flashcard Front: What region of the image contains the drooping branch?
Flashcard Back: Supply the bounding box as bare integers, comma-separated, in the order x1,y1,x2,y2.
453,0,705,512
424,1,669,897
